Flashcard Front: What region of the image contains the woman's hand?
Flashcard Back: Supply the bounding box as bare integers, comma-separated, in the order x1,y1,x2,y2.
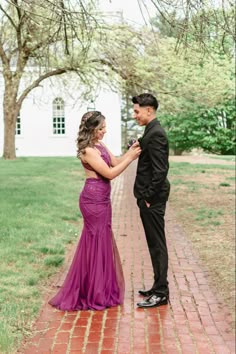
130,141,140,148
127,142,141,160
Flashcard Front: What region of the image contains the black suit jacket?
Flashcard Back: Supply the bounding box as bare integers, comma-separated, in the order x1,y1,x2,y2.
134,119,170,204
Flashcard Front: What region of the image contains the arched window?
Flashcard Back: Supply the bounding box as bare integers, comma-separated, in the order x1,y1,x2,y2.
15,112,21,135
53,97,65,135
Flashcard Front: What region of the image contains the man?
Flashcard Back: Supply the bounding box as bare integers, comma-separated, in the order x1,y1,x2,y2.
132,93,170,308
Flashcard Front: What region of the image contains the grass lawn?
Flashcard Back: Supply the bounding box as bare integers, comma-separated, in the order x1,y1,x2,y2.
168,159,235,329
0,157,84,353
205,154,235,162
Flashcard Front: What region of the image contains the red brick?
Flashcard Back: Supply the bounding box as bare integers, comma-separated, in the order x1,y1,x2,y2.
60,322,74,331
69,338,84,351
55,331,70,343
72,326,86,337
102,337,116,348
87,331,101,342
84,343,100,353
52,343,68,353
44,328,58,338
74,318,89,327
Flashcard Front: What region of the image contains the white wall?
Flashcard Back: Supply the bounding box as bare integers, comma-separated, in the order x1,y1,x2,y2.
0,75,122,157
95,89,121,156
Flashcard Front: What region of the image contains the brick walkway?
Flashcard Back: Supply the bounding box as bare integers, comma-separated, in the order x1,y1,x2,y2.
18,163,235,354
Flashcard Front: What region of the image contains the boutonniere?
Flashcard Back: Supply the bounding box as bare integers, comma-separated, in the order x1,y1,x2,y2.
138,136,143,145
127,138,136,149
127,136,143,149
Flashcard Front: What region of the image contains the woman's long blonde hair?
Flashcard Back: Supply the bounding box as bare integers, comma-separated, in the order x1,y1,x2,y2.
76,111,105,157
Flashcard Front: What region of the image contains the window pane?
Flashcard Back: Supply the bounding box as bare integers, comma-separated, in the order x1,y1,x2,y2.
53,97,65,135
15,114,21,135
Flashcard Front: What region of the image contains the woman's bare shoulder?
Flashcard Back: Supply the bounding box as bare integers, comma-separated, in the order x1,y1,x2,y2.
84,146,96,153
84,146,102,158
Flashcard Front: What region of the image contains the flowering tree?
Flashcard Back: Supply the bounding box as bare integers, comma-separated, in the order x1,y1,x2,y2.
0,0,100,159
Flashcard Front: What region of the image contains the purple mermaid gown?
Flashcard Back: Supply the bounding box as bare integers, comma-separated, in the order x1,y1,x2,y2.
49,144,125,311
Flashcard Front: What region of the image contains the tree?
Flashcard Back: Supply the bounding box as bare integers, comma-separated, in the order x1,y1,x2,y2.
0,0,100,159
158,42,234,154
198,98,235,155
122,9,234,154
98,2,235,154
144,0,235,55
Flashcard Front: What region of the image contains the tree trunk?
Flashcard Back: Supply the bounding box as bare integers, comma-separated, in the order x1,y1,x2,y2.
3,111,17,159
173,148,183,156
3,96,19,159
124,92,129,150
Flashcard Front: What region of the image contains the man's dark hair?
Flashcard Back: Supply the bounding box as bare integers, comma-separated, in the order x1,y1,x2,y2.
132,93,159,110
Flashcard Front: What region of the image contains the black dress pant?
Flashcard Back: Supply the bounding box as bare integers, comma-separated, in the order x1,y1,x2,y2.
137,199,169,297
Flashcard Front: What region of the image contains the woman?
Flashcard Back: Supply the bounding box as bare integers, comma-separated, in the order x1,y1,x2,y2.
49,111,141,311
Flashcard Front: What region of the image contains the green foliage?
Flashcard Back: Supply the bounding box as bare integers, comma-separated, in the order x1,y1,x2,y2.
163,112,200,153
199,99,235,155
162,98,235,155
116,8,234,156
119,29,234,154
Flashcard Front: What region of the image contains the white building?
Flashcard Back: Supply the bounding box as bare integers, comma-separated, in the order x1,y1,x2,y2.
0,75,122,157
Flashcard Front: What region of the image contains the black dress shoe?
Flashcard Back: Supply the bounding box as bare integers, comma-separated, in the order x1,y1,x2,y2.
138,289,154,297
137,294,168,308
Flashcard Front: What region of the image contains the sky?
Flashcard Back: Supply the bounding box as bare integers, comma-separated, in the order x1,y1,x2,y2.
98,0,157,26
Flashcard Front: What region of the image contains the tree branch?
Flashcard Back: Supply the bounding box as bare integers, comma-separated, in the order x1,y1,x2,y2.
12,0,23,50
16,68,71,107
0,3,17,29
0,38,10,73
89,58,130,80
